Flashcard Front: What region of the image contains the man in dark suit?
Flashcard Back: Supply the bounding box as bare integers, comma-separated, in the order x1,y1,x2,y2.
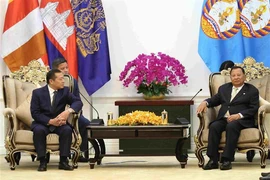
219,61,255,162
197,66,259,170
31,69,83,171
52,58,100,162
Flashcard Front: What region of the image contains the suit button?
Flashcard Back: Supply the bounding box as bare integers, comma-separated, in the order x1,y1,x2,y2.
228,106,230,108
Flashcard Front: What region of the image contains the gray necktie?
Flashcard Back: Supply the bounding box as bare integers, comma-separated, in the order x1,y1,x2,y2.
230,87,238,101
225,87,239,117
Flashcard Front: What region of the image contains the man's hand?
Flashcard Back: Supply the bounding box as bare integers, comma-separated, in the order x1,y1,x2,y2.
197,101,208,114
48,117,62,126
48,109,74,127
56,110,71,125
227,114,241,123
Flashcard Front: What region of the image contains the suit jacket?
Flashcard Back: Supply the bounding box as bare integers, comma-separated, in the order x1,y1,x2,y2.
30,85,83,129
206,82,259,128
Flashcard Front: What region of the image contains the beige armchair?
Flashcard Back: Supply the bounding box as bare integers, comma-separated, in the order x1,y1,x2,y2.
194,57,270,168
2,60,81,170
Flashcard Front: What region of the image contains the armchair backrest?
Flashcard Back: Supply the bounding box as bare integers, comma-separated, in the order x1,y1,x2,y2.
3,76,37,110
209,73,270,101
210,57,270,101
208,57,270,128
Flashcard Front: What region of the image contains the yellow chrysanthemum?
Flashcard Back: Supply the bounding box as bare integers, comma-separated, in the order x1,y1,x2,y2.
113,110,163,126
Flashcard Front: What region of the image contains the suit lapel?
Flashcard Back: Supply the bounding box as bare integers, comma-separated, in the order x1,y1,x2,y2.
53,88,64,109
42,86,52,111
225,83,233,103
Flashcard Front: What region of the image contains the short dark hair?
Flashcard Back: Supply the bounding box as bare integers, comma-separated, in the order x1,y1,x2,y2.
46,69,62,84
52,57,67,69
230,66,245,75
219,60,235,71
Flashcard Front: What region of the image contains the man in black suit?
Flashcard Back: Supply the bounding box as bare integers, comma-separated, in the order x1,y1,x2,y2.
31,69,83,171
197,66,259,170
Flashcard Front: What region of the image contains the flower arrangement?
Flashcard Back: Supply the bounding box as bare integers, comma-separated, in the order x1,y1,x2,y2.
119,52,188,97
113,111,162,126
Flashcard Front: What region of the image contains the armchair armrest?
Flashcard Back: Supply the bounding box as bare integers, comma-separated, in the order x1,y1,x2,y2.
3,108,19,150
67,112,82,147
196,108,217,145
257,104,270,145
258,104,270,125
67,112,80,131
197,108,217,131
3,108,19,132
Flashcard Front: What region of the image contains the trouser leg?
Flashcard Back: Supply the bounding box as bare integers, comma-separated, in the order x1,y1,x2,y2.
32,125,49,159
222,120,244,161
78,116,91,153
55,125,73,157
207,120,227,162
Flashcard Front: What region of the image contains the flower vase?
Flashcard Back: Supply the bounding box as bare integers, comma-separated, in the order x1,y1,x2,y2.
143,94,165,100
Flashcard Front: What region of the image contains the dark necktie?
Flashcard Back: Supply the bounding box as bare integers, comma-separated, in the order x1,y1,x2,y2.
51,91,58,108
49,91,58,132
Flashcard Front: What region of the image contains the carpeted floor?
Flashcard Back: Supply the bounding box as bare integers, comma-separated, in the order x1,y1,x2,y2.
0,153,269,180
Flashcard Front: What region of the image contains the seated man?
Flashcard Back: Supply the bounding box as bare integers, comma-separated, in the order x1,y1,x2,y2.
31,69,83,171
52,58,92,162
197,66,259,170
219,60,255,162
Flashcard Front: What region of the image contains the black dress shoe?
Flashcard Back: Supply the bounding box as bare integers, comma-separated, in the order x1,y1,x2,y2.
78,156,88,163
246,150,255,162
260,174,270,180
220,161,232,170
202,160,219,170
37,162,47,171
262,172,270,177
59,161,74,171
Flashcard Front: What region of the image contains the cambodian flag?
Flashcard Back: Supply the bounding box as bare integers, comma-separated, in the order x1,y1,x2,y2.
40,0,78,79
71,0,111,95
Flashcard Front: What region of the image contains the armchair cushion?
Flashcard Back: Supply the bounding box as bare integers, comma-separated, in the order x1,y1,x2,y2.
202,128,260,144
15,94,33,128
15,130,76,146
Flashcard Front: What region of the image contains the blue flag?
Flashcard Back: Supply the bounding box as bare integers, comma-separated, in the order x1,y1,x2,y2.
71,0,111,95
239,0,270,68
198,0,270,72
